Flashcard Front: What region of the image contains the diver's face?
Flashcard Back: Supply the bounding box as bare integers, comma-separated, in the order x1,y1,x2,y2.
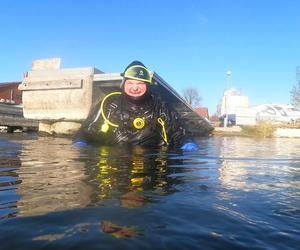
124,79,147,97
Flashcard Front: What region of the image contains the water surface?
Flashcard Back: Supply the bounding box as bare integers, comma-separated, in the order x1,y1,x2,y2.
0,133,299,249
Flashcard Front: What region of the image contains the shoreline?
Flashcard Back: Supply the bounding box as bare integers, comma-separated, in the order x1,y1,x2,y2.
212,125,300,138
2,125,300,139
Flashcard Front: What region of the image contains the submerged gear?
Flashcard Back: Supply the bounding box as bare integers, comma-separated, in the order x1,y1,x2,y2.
76,92,188,148
121,61,152,83
180,142,199,152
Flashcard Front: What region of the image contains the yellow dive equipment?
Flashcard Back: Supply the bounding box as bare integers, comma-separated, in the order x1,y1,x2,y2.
100,92,122,133
133,117,145,129
157,118,168,143
99,92,168,145
100,123,110,133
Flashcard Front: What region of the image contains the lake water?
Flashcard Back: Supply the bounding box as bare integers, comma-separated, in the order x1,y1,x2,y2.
0,133,299,249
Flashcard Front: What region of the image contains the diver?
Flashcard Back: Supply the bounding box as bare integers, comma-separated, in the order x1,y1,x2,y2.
74,61,199,151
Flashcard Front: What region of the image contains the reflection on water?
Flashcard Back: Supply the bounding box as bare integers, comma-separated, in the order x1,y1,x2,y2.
89,146,185,207
16,136,91,216
0,135,193,218
0,134,299,249
218,137,300,192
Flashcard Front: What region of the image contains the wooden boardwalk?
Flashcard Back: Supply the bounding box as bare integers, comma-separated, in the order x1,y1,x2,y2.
0,103,38,132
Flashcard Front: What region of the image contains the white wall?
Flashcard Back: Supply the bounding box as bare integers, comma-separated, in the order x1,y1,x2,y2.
220,94,249,116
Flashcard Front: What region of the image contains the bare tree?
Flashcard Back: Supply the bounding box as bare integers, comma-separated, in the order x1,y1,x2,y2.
290,82,300,107
182,87,202,107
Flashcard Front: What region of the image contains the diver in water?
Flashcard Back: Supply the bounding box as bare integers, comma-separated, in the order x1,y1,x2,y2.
75,61,198,151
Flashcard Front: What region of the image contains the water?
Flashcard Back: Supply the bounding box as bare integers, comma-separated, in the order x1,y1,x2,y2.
0,133,299,249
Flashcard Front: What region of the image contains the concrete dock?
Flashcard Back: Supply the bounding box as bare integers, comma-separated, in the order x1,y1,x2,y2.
18,58,213,136
0,103,38,132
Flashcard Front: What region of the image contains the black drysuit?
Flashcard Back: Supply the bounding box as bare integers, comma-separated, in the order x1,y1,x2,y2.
76,92,189,148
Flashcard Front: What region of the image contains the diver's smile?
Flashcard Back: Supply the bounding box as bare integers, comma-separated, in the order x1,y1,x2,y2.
124,79,147,97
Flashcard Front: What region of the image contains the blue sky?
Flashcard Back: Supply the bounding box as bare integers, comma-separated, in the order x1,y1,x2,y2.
1,0,300,113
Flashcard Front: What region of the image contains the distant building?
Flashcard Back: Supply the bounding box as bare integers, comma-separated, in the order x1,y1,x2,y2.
218,88,249,117
217,88,249,126
0,81,22,105
194,107,209,119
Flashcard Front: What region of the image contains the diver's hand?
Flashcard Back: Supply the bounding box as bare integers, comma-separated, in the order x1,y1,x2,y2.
180,142,199,152
73,140,88,147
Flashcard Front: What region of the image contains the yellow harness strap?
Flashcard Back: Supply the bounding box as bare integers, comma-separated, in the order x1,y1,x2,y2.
157,118,168,143
100,92,168,145
100,92,122,132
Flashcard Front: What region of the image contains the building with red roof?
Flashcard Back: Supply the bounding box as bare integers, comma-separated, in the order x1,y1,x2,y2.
0,81,22,105
194,107,209,119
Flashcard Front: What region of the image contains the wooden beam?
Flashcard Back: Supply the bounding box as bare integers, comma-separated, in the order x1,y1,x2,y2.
0,114,38,128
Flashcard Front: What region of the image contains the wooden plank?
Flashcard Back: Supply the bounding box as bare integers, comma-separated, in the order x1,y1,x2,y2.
0,104,38,129
0,104,23,116
0,114,38,128
93,80,121,88
19,79,83,91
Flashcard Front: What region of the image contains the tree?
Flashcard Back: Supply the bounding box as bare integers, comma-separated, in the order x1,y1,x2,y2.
290,82,300,107
182,87,202,107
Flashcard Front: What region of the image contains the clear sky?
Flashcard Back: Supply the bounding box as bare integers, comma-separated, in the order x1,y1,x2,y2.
1,0,300,114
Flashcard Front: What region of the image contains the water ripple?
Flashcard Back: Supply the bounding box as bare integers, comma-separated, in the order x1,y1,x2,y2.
0,134,299,249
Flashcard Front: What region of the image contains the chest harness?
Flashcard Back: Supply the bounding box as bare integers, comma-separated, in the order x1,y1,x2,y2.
99,92,168,143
